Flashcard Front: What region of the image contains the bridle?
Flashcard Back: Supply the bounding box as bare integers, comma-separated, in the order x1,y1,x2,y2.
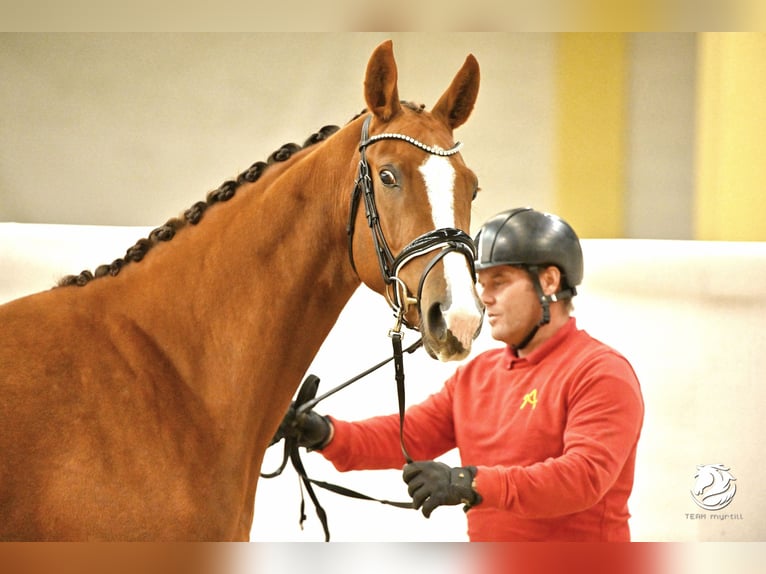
347,114,478,334
262,115,482,541
346,114,480,464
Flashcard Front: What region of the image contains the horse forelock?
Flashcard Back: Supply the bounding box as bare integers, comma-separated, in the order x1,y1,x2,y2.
56,124,342,289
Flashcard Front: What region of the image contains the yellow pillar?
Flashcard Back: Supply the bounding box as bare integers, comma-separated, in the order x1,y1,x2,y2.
555,33,628,238
696,33,766,241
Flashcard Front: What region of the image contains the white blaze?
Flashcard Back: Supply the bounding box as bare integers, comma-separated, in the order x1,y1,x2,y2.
418,155,482,354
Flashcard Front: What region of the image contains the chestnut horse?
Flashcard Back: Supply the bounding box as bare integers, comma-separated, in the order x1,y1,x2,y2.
0,41,483,540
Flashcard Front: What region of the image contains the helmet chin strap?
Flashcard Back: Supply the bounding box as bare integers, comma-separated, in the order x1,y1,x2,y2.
511,266,576,352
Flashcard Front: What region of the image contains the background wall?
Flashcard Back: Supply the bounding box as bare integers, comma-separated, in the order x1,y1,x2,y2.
4,33,761,240
2,225,764,542
2,33,545,230
253,238,766,542
1,33,765,544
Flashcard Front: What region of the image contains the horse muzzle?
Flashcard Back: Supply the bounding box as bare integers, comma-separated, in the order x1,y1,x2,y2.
417,250,484,361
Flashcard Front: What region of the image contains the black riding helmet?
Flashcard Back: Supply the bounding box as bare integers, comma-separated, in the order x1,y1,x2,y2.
474,207,584,350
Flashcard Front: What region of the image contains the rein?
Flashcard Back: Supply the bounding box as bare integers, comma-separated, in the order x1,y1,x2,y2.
261,336,423,541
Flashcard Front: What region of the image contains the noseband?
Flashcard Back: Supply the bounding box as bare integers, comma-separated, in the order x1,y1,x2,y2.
347,115,477,332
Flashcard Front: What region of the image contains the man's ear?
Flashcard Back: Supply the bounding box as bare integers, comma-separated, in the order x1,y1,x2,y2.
540,266,562,296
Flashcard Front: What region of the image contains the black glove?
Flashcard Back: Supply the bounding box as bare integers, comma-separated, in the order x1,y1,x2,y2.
270,402,332,450
403,461,481,518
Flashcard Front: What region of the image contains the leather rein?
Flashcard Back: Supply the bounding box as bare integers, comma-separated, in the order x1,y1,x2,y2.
260,340,422,542
261,115,477,541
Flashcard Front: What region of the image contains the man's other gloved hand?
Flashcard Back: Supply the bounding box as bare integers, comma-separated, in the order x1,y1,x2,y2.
403,461,482,518
270,403,332,450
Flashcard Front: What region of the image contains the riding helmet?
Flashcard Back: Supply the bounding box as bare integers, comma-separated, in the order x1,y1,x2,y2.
474,207,583,291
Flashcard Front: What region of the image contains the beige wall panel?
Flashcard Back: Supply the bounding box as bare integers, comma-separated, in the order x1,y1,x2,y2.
0,33,555,235
626,33,696,239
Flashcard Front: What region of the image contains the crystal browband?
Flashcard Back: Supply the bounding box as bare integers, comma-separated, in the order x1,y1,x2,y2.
360,133,463,156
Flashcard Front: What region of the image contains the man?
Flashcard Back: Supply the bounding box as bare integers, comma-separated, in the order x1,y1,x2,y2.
276,207,644,541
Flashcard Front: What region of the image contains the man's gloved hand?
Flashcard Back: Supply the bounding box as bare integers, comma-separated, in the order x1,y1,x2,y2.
402,461,482,518
270,402,332,450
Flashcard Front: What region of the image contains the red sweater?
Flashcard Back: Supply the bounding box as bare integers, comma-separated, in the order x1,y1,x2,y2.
320,318,644,541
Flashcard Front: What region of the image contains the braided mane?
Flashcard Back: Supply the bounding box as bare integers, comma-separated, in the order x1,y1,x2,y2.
57,124,342,288
57,102,426,288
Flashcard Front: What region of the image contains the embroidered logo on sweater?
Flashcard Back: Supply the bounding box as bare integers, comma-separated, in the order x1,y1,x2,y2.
520,389,538,410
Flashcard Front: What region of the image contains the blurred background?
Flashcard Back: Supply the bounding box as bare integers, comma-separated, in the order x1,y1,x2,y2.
1,34,765,547
2,33,764,240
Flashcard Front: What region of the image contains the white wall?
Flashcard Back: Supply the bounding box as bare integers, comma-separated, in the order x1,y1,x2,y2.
2,223,764,541
574,240,766,541
254,239,766,542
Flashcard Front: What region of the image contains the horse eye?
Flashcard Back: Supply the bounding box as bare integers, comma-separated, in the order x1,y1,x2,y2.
379,169,398,188
472,185,481,201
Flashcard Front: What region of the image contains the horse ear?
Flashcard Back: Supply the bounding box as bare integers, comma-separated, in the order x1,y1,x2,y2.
432,54,480,130
364,40,402,122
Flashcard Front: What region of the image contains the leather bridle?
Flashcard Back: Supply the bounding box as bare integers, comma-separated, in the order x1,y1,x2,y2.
262,115,482,541
347,114,477,333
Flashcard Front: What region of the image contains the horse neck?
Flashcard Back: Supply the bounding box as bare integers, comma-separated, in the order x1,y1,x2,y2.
112,130,362,432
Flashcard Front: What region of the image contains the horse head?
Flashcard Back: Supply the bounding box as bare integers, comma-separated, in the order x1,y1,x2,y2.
349,41,483,361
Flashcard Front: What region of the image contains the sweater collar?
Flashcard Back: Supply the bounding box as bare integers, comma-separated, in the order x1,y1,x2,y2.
505,317,577,369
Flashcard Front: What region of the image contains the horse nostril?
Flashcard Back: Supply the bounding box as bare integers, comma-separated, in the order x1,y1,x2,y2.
427,302,447,340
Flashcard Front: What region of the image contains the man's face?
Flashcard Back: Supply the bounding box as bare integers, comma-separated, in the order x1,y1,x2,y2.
476,265,540,347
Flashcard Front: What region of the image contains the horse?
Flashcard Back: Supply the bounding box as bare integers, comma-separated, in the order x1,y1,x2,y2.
0,40,483,541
